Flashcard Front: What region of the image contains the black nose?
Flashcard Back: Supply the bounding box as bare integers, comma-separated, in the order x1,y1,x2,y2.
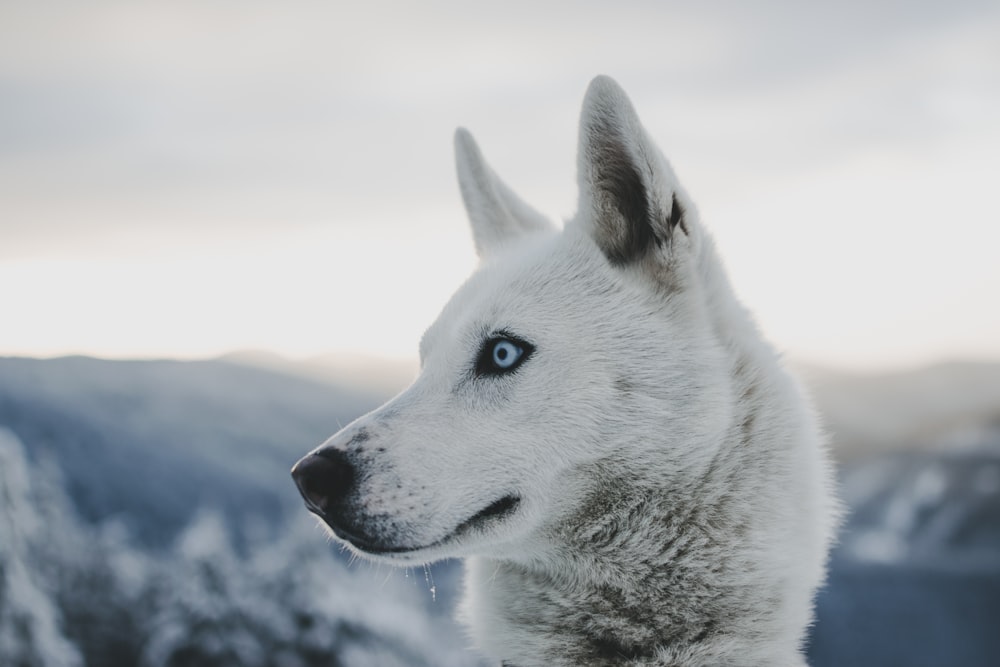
291,448,356,516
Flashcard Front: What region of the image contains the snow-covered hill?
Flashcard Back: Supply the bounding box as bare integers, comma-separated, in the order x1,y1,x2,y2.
2,354,999,666
0,355,385,547
808,444,1000,667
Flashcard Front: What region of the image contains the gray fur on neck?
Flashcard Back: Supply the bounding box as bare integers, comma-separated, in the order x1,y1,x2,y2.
474,355,819,667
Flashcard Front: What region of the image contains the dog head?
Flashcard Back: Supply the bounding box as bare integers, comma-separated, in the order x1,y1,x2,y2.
292,76,734,565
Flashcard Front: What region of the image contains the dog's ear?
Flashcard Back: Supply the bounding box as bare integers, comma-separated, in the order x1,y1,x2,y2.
577,76,690,267
455,128,555,258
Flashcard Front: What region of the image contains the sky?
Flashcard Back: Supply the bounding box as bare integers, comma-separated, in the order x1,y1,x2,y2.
1,0,998,372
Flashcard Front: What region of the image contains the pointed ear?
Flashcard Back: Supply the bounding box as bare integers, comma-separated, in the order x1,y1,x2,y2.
577,76,689,267
455,128,555,258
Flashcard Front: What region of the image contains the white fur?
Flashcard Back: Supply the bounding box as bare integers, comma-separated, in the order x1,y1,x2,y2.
296,76,838,666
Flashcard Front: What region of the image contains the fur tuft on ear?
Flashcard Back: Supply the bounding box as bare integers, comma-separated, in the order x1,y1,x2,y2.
577,76,688,266
454,128,555,258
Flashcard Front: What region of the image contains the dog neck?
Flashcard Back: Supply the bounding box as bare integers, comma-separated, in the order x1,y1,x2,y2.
463,364,817,667
474,485,744,665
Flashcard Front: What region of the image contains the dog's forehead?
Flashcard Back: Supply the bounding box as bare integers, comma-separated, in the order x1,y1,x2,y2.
420,230,603,357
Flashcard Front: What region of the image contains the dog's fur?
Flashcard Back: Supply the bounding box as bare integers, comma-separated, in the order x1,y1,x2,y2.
292,76,838,666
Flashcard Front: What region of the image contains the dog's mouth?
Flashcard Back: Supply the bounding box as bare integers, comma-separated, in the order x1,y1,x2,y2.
321,493,522,557
453,493,521,537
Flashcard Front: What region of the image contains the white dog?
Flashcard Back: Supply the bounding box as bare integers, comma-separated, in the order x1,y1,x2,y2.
293,76,837,666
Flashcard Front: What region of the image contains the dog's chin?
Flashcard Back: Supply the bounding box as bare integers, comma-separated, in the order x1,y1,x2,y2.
323,494,522,564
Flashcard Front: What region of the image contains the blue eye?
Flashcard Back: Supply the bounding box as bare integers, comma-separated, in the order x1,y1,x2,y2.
492,339,522,369
476,335,534,376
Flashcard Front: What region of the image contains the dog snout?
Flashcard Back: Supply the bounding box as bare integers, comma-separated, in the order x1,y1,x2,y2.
291,448,356,517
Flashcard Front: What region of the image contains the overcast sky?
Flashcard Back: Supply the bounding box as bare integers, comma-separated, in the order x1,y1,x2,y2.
1,0,998,371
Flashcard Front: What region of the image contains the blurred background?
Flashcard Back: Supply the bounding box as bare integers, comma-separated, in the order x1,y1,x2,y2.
1,1,998,665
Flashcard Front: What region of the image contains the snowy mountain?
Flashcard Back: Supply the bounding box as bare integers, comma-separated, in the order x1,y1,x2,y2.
808,444,1000,667
796,362,1000,666
2,354,999,666
0,355,385,547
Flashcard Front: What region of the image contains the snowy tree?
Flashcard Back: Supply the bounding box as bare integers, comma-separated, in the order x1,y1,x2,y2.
245,515,486,667
0,428,82,667
40,518,153,666
141,509,483,667
141,509,270,667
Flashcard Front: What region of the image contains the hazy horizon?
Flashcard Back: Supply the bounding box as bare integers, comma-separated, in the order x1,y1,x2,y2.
7,347,1000,383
